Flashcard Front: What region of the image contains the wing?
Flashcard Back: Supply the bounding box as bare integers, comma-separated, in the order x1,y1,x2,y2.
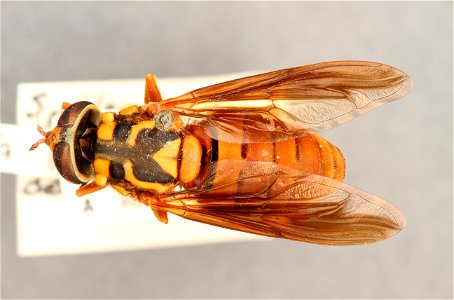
159,61,412,142
146,169,405,246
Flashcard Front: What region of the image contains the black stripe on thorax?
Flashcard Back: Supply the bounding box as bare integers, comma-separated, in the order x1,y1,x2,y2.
94,125,180,184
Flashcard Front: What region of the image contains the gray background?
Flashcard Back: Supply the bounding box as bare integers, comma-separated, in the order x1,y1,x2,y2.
1,2,452,299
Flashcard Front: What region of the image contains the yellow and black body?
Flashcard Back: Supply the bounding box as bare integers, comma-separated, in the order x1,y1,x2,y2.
47,100,346,198
31,61,412,245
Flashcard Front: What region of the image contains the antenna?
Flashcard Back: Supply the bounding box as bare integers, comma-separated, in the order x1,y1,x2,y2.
29,124,51,151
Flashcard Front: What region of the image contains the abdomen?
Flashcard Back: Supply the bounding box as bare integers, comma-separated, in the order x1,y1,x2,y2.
182,123,345,196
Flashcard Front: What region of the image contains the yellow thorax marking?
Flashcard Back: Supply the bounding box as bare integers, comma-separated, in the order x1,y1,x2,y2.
119,105,139,115
101,112,115,123
94,158,110,178
127,120,155,146
97,122,116,141
123,160,173,193
152,139,181,178
126,120,181,178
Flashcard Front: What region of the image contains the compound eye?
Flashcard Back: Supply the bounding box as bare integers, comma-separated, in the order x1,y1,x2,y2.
53,101,100,184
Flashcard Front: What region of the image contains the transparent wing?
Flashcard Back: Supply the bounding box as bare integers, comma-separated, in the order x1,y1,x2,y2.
145,164,405,245
160,61,412,142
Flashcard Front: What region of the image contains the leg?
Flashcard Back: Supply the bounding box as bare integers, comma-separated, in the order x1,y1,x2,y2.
76,181,107,197
61,102,72,109
144,74,163,104
138,191,169,224
151,208,169,224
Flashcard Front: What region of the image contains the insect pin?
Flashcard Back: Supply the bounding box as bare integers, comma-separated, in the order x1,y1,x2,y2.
30,61,412,245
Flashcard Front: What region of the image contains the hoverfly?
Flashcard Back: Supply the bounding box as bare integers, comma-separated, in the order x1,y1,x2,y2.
30,61,412,245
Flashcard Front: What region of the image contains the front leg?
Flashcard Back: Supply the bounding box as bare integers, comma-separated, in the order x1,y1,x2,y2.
76,181,107,197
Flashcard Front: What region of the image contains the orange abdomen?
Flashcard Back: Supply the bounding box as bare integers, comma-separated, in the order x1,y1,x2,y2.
184,124,345,195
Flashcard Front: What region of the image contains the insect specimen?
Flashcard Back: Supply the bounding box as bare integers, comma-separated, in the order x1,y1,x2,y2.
30,61,412,245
